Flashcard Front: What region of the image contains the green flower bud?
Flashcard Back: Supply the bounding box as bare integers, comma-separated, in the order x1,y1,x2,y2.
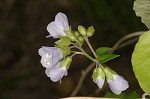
87,26,95,37
74,31,80,37
104,67,117,80
64,30,76,41
77,36,84,46
92,67,105,82
78,25,87,36
60,56,72,70
61,46,70,58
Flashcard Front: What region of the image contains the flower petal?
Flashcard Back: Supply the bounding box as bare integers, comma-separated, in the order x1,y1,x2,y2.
38,46,63,68
95,77,105,89
108,79,122,94
45,63,67,82
55,12,69,30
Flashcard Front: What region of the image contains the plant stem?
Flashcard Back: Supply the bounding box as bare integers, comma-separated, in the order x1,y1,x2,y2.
111,31,145,52
70,62,96,97
84,37,97,58
71,42,96,62
70,31,145,97
71,52,83,58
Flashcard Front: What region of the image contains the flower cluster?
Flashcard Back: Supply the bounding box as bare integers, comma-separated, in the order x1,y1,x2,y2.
38,13,72,82
38,12,129,94
92,67,129,94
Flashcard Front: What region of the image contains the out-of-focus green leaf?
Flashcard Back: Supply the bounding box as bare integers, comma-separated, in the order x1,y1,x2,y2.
132,30,150,95
104,91,139,98
97,54,120,63
126,91,139,99
133,0,150,29
104,92,126,98
96,47,112,56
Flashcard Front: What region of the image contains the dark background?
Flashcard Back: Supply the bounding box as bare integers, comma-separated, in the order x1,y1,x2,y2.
0,0,147,99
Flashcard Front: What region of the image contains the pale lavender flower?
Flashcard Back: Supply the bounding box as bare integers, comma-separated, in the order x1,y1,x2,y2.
107,75,129,94
38,46,63,68
46,12,70,38
95,76,105,89
45,62,67,82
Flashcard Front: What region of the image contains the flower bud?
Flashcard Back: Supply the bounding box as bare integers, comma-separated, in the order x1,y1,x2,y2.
64,30,76,41
92,67,105,89
61,46,70,57
74,31,80,37
103,67,116,80
77,36,84,46
60,56,72,70
87,26,95,37
78,25,87,36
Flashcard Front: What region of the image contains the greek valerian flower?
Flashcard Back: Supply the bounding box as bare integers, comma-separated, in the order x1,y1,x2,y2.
45,56,72,82
46,12,70,38
38,46,63,68
92,67,105,89
45,63,68,82
104,67,129,94
107,75,129,95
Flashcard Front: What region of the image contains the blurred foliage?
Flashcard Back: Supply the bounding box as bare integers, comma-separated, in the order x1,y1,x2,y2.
104,91,139,98
0,0,147,98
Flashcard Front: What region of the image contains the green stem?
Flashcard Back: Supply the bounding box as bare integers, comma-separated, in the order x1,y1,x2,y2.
84,37,97,58
71,42,96,62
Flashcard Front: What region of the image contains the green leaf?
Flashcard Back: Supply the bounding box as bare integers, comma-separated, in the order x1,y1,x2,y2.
97,54,119,63
125,91,139,99
104,92,126,98
133,0,150,29
132,30,150,95
104,91,139,98
55,37,71,47
96,47,112,56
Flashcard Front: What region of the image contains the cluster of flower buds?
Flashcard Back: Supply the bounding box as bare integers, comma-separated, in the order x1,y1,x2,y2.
38,12,129,94
92,67,129,94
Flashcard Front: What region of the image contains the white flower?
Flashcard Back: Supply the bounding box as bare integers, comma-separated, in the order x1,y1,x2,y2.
46,12,70,38
95,76,105,89
38,46,63,68
45,62,67,82
107,75,129,95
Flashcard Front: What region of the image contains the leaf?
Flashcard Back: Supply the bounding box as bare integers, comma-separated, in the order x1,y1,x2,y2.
97,54,120,63
104,92,126,98
133,0,150,29
132,30,150,95
125,91,139,99
104,91,139,98
55,37,71,47
96,47,112,56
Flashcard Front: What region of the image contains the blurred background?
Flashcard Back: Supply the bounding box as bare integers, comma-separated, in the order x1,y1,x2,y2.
0,0,148,99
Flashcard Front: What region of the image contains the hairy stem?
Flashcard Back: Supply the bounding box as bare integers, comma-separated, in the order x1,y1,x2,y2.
84,37,97,58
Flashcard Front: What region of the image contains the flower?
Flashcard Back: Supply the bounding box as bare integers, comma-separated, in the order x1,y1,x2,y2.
104,67,129,94
92,67,105,89
38,46,63,68
107,75,129,95
95,76,105,89
45,63,67,82
45,56,72,82
46,12,70,38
